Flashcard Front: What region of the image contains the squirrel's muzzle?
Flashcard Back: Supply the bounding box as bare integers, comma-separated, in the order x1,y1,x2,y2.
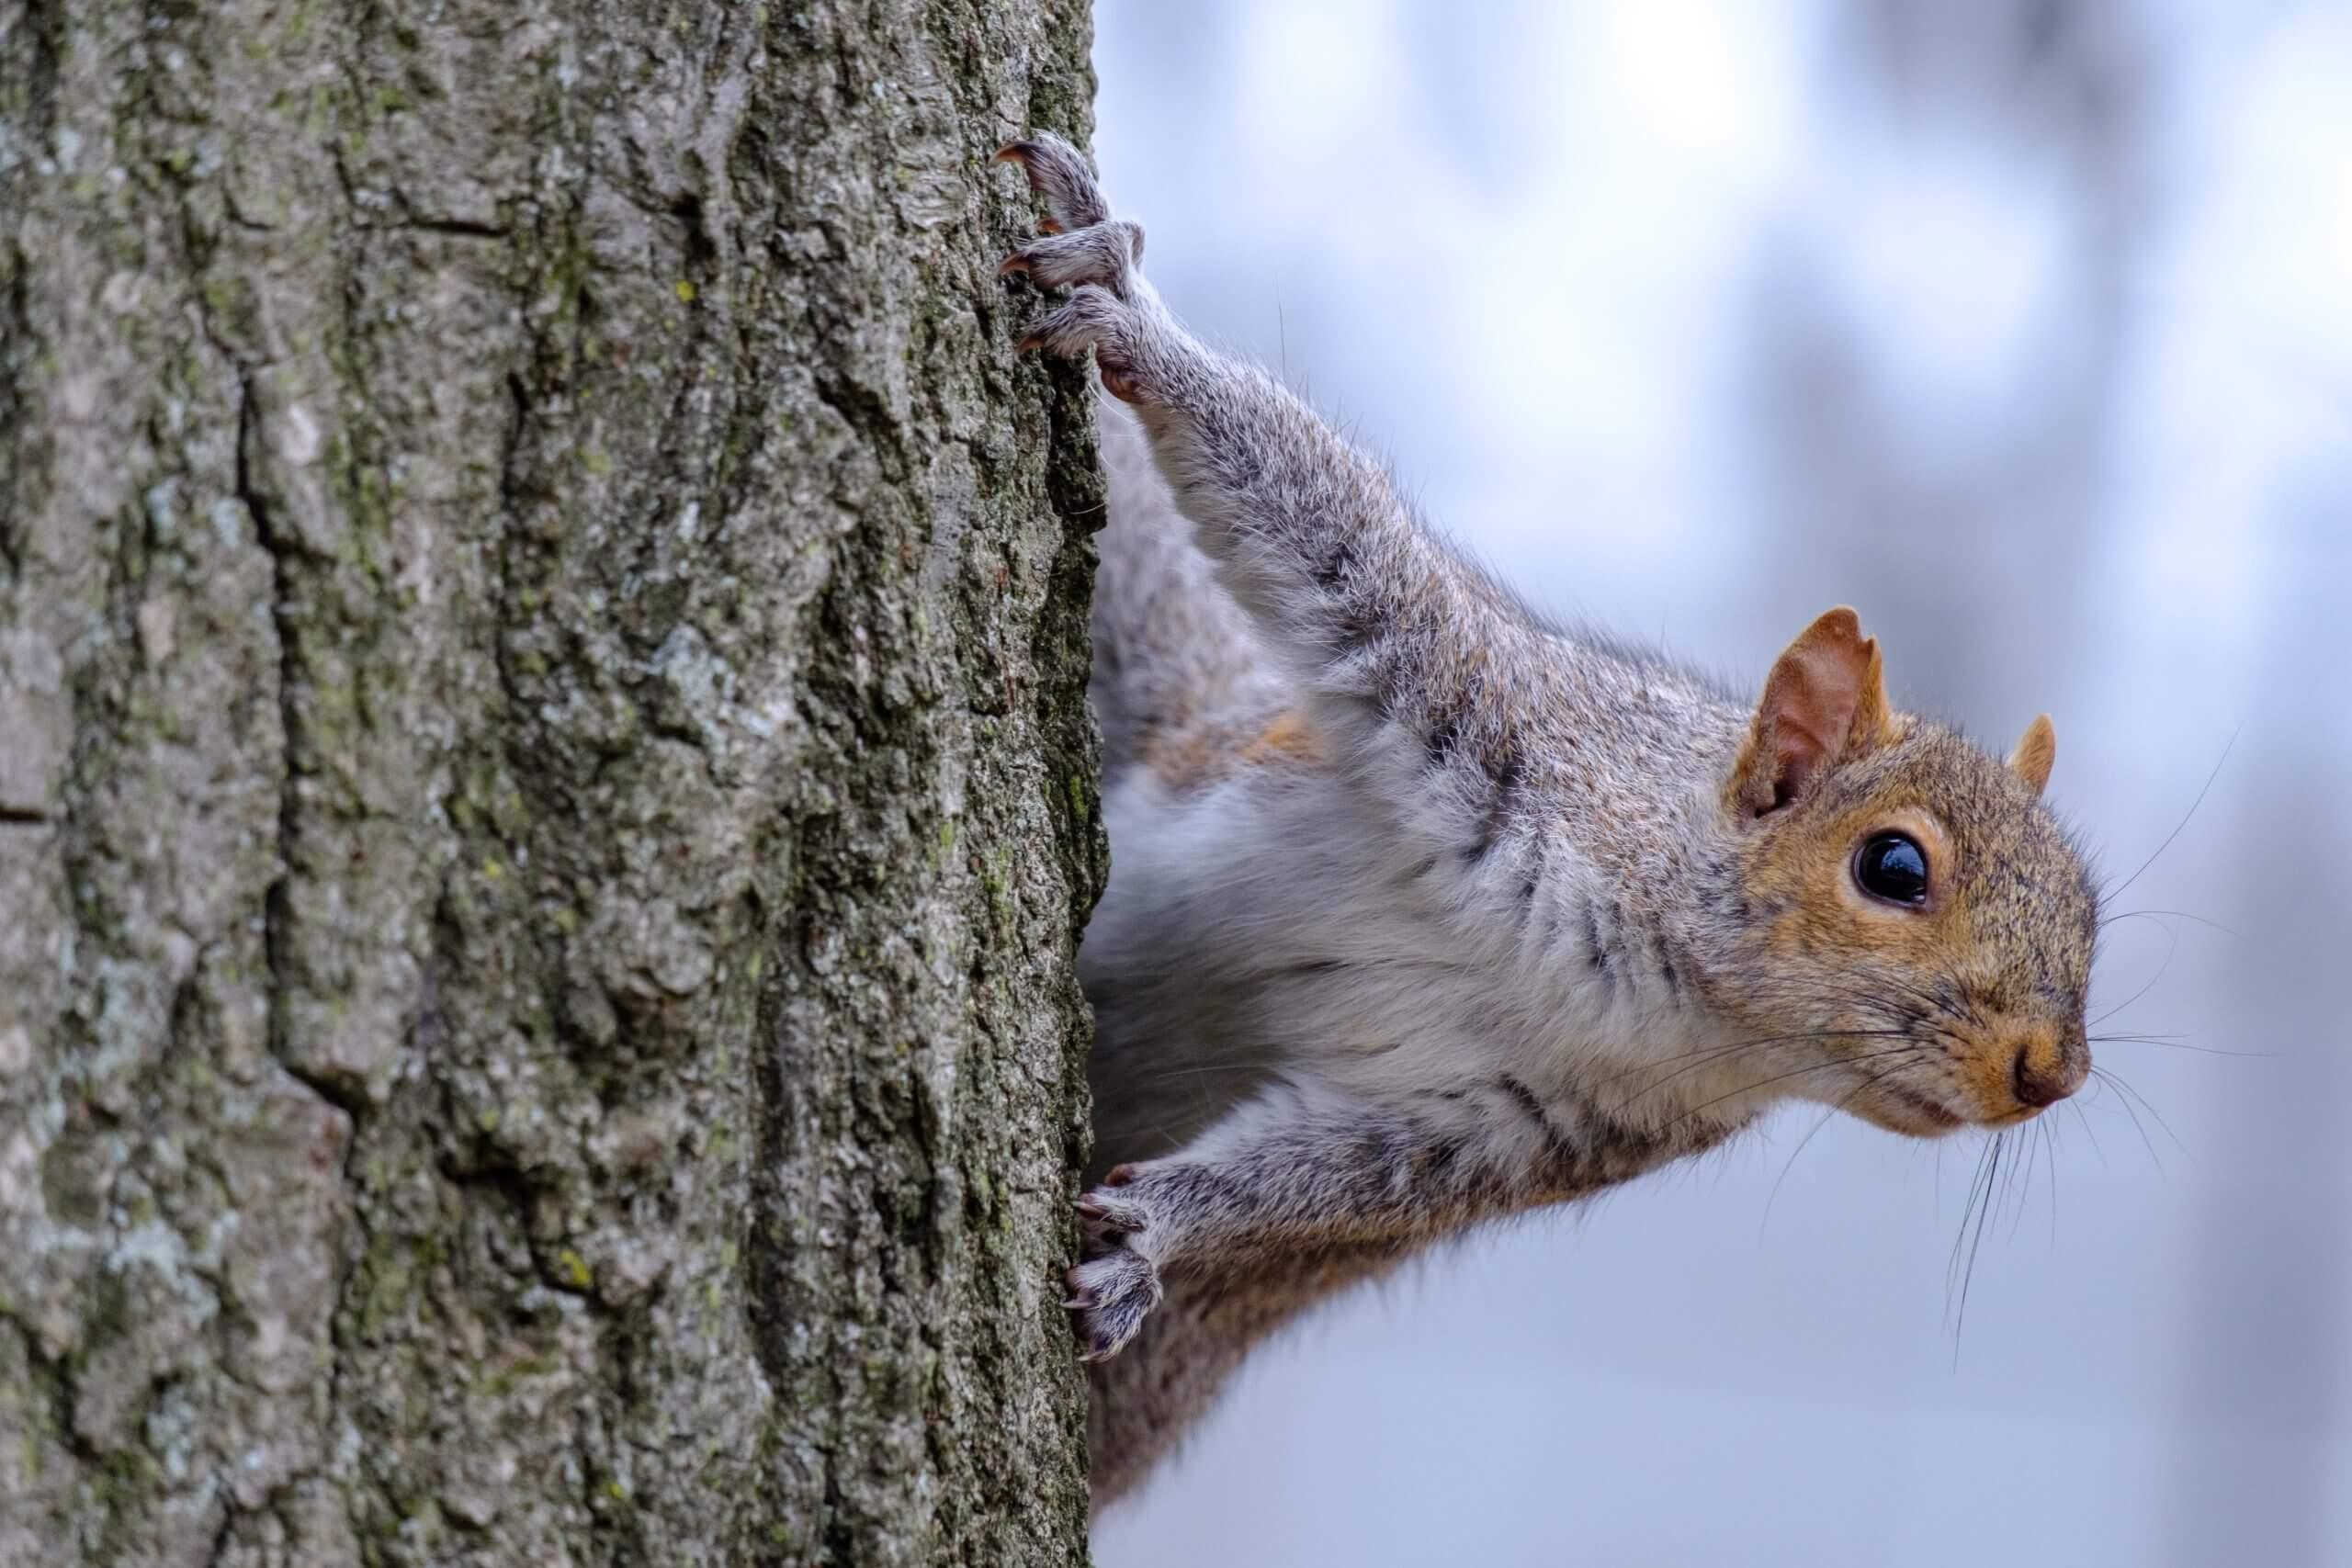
1971,1020,2088,1120
2011,1033,2086,1108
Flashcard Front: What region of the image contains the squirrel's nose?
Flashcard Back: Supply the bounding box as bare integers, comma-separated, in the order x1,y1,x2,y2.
2011,1033,2086,1108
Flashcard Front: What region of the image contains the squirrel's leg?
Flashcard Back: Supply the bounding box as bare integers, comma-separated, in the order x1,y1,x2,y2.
999,135,1544,792
1065,1078,1531,1361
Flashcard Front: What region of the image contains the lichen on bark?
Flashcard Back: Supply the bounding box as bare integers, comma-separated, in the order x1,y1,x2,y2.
0,2,1104,1564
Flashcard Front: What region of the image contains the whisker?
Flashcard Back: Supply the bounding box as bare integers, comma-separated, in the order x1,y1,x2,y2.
2104,726,2237,904
1951,1131,2006,1359
1758,1058,1922,1233
2008,1117,2043,1244
2090,1035,2272,1059
1946,1135,1996,1315
2041,1118,2061,1249
2091,1066,2190,1159
2089,920,2177,1029
1760,1108,1839,1235
1612,1028,1914,1103
1596,1025,1906,1088
1997,1121,2029,1234
1947,1137,1993,1286
1657,1044,1938,1131
2066,1100,2108,1168
2086,1070,2165,1173
1602,968,1970,1103
2100,908,2245,942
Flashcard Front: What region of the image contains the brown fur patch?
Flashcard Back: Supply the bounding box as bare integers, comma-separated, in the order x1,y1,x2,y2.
1236,709,1324,767
1145,708,1326,792
1141,727,1222,791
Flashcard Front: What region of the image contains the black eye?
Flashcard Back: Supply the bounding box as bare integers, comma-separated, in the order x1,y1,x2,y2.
1855,831,1930,906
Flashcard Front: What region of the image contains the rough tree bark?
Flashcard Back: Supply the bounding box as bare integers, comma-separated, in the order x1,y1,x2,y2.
0,2,1104,1564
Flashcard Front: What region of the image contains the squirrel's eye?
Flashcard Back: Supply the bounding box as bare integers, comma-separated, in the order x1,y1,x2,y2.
1854,831,1930,906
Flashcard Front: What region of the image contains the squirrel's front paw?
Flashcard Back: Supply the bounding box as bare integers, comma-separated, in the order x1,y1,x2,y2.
1066,1169,1166,1361
995,133,1165,403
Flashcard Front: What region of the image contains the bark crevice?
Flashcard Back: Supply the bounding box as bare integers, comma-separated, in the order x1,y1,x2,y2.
0,3,1103,1563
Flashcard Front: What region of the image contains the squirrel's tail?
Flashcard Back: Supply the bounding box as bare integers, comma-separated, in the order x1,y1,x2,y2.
1089,399,1281,783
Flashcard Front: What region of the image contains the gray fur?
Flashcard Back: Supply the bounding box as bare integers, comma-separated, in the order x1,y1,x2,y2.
993,133,2099,1511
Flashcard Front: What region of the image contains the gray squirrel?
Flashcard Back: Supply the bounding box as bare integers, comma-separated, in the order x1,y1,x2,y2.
995,133,2098,1508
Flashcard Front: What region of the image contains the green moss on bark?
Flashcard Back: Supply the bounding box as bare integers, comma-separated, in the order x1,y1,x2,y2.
0,2,1102,1563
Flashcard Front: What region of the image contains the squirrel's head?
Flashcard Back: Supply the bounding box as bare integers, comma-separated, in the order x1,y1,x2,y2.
1713,608,2098,1138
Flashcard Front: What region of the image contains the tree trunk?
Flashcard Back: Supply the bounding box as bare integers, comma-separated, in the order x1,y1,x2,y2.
0,2,1104,1564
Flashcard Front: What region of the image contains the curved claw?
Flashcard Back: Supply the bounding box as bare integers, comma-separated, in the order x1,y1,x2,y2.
991,130,1113,234
1065,1247,1163,1361
1074,1186,1149,1235
999,224,1143,296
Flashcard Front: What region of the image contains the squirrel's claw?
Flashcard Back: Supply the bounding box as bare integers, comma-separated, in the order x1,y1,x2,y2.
994,132,1159,403
999,222,1145,297
1015,285,1125,367
1067,1252,1161,1361
1068,1171,1168,1359
994,132,1113,234
1074,1190,1148,1235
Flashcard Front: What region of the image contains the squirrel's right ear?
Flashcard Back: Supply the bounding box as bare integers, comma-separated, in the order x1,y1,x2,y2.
1728,607,1896,817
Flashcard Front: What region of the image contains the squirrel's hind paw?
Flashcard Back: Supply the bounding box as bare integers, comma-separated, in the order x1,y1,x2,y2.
1066,1248,1162,1362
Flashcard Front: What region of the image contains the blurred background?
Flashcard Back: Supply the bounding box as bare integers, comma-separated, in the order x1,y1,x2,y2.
1086,2,2352,1563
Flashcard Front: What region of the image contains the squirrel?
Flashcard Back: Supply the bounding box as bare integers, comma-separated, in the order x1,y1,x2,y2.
993,133,2100,1509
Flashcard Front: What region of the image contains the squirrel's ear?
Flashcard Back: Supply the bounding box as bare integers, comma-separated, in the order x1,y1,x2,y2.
1728,607,1896,817
2007,713,2057,795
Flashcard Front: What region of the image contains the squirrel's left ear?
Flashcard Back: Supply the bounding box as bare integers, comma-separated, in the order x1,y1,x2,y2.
1729,606,1897,817
2007,714,2057,795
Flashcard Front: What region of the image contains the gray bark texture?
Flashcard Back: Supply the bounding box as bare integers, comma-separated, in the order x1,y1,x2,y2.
0,1,1105,1564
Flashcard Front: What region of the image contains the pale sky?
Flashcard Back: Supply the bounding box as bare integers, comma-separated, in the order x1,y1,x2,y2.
1088,4,2352,1563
